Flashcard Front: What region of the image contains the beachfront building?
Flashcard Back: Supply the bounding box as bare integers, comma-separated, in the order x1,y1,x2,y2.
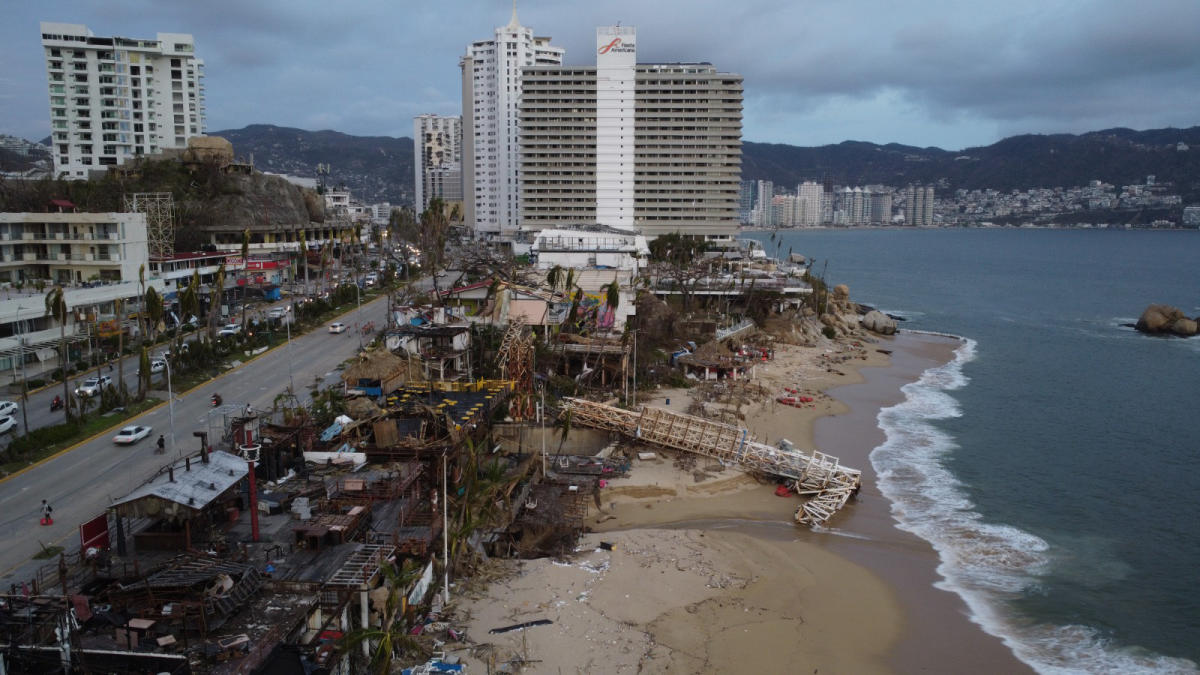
413,114,463,213
519,25,743,243
904,185,936,226
531,227,650,275
460,8,565,239
40,22,206,179
796,181,823,226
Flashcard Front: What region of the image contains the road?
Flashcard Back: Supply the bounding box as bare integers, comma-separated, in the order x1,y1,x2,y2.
0,305,307,440
0,294,388,581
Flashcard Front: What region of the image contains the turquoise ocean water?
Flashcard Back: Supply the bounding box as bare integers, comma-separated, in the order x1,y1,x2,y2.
751,229,1200,673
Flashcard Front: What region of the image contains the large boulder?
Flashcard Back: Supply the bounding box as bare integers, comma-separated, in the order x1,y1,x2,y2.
862,310,898,335
1169,318,1198,337
1136,304,1192,335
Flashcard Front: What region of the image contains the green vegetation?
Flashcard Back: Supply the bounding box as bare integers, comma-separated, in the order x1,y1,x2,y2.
33,544,64,560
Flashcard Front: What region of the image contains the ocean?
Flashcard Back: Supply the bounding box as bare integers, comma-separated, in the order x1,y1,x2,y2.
751,228,1200,674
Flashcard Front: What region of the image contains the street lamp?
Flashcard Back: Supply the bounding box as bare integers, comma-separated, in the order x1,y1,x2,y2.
162,358,177,455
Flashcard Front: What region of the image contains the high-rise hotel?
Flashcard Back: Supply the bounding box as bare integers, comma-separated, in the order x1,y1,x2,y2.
40,22,206,179
519,26,743,240
460,9,564,238
413,114,463,213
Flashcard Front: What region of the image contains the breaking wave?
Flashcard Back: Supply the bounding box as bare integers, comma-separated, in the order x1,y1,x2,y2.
872,337,1199,674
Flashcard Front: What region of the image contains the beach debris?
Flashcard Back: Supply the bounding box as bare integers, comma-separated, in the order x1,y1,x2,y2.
489,619,554,634
560,398,861,527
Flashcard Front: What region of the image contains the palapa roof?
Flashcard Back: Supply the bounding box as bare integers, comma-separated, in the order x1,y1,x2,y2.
342,348,407,383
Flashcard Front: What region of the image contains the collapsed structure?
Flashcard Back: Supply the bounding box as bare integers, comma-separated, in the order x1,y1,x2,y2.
561,398,861,526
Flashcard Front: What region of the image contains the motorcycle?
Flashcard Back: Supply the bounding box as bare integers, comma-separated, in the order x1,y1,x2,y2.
50,397,64,412
211,393,223,407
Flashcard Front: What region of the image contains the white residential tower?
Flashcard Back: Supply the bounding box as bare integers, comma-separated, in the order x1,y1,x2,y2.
460,8,564,238
40,22,206,179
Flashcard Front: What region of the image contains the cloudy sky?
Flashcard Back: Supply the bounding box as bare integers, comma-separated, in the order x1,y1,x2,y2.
4,0,1199,151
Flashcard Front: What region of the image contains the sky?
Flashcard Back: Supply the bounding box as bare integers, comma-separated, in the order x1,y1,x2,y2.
4,0,1199,151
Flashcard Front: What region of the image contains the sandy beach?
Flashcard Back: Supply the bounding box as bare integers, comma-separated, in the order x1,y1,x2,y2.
455,332,1030,673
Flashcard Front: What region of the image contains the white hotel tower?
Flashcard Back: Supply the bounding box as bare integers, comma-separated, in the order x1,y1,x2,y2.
40,22,206,179
460,8,564,238
520,26,743,240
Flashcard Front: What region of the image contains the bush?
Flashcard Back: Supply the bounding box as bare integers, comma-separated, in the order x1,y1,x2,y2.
27,378,45,389
5,421,83,457
822,325,838,340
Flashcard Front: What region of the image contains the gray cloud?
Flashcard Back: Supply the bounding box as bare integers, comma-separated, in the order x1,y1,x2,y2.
2,0,1197,150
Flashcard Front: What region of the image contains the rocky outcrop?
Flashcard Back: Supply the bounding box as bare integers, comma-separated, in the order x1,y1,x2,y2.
1136,304,1199,337
861,310,898,335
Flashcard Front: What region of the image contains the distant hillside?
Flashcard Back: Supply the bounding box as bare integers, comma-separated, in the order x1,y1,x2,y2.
209,124,414,206
743,127,1200,201
9,123,1198,206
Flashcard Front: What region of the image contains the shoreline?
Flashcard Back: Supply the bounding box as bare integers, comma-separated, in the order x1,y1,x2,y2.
456,331,1029,673
812,331,1032,673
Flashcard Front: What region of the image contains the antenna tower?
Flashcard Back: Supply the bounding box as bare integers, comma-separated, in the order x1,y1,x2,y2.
125,192,175,259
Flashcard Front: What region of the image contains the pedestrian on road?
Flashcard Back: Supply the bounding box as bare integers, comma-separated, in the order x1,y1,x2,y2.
156,435,166,454
40,499,53,526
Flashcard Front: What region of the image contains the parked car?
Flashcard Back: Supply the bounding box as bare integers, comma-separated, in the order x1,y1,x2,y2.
0,416,16,434
217,323,241,337
144,359,166,374
328,322,347,334
0,400,18,418
268,307,286,319
113,425,152,445
75,375,113,397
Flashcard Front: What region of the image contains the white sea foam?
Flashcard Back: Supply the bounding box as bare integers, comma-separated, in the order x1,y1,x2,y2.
872,337,1200,674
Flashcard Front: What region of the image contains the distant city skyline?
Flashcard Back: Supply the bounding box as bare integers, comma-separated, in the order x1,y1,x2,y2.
3,0,1199,151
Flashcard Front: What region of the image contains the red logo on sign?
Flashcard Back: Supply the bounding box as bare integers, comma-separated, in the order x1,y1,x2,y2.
598,38,621,54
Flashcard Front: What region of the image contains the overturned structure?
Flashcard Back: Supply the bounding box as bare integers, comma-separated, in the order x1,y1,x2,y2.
560,398,861,526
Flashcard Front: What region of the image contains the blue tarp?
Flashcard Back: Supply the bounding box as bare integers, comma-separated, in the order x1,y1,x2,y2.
319,422,343,442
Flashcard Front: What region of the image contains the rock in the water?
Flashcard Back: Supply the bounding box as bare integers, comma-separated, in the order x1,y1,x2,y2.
1169,317,1198,336
861,310,898,335
1136,304,1191,335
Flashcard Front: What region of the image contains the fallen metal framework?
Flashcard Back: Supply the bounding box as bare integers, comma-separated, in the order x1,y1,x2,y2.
561,398,861,526
497,318,535,419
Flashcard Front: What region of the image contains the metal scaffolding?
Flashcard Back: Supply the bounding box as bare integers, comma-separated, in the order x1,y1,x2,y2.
125,192,175,259
497,318,534,420
561,397,861,526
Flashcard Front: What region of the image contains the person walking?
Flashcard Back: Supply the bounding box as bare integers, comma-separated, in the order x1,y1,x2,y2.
156,435,166,454
40,499,53,526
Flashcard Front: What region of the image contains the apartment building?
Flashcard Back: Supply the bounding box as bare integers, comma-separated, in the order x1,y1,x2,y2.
520,26,742,241
40,22,206,179
904,185,936,226
412,114,463,213
460,9,564,238
0,211,148,285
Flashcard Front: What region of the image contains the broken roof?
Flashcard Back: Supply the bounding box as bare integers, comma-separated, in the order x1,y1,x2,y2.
110,450,248,516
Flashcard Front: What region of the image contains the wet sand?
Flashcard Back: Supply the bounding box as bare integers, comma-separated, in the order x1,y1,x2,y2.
812,331,1032,673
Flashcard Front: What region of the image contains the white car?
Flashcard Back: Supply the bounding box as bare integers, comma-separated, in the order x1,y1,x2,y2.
75,375,113,397
113,425,152,445
217,323,241,337
145,359,166,374
329,322,347,334
0,416,16,435
0,401,18,417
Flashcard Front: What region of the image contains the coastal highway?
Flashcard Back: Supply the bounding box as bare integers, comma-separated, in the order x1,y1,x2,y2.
0,294,388,581
0,310,300,441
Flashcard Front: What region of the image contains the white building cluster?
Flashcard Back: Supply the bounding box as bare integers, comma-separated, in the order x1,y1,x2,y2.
40,22,206,179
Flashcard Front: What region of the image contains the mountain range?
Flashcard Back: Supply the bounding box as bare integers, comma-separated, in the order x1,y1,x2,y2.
12,124,1200,206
